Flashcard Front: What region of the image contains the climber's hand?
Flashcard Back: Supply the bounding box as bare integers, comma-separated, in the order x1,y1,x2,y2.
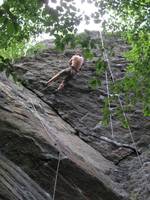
46,79,52,85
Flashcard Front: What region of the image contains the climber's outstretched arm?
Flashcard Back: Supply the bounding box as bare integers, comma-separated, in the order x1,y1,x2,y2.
47,72,60,85
47,68,70,85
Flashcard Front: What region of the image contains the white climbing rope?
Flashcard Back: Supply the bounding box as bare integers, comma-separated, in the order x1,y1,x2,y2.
98,29,149,186
105,71,114,138
30,98,61,200
52,152,61,200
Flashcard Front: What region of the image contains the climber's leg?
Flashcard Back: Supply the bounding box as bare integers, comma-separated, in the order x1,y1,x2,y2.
56,70,76,91
57,80,65,91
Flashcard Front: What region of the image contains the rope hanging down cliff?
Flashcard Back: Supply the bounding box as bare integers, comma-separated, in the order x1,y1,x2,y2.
98,30,149,189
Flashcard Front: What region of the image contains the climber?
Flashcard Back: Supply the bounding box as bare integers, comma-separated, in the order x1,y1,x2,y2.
46,53,84,91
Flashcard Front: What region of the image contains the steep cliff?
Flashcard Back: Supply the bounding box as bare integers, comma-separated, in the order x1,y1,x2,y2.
0,36,149,200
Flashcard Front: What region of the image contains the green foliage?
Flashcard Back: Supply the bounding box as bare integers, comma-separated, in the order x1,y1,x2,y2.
26,43,47,56
83,48,94,60
101,99,110,126
0,0,80,73
88,58,107,90
0,40,26,61
91,0,150,117
89,77,101,89
124,31,150,116
95,59,107,75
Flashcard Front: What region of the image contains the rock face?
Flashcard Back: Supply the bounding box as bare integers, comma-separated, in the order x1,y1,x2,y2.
0,35,149,200
0,71,123,200
0,154,52,200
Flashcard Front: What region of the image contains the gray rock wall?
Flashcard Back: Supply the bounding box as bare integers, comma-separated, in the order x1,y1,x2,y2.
0,36,149,200
0,73,125,200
